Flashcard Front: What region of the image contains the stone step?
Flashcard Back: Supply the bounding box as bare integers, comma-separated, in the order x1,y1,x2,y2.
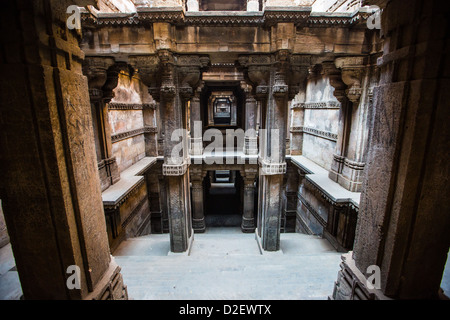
113,229,343,300
114,253,342,300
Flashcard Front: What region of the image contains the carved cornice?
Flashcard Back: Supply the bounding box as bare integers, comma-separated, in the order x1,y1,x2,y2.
302,127,338,142
108,102,156,110
291,101,341,110
81,9,371,28
263,7,311,26
111,128,146,143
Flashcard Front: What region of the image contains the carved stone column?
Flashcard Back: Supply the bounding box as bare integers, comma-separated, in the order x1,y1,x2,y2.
190,166,206,233
83,57,122,191
257,51,290,251
334,57,368,192
130,53,209,253
289,57,311,156
190,82,204,156
322,61,349,185
332,0,450,300
241,81,258,155
142,102,158,157
0,0,128,299
241,168,258,233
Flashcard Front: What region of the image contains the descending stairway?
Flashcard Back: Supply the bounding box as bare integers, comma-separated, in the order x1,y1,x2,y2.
113,228,344,300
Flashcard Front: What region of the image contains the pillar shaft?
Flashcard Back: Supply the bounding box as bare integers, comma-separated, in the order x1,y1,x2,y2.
242,169,258,233
190,168,206,233
242,82,258,155
190,85,203,156
258,54,289,251
0,0,127,299
333,0,450,300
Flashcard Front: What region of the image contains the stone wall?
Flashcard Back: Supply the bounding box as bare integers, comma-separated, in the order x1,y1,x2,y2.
301,76,340,170
109,71,153,172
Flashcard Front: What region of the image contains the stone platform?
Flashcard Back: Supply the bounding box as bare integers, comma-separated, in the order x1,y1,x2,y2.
113,228,343,300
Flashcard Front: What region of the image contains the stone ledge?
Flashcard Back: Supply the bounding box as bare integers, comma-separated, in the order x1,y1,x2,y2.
102,157,157,209
290,155,360,208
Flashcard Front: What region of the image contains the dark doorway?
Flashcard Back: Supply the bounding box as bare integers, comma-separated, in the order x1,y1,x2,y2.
205,170,242,228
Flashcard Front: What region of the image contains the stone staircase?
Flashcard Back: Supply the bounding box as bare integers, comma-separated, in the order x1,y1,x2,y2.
113,228,344,300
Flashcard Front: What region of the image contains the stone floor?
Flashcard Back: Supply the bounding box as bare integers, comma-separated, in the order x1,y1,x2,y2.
113,228,344,300
1,229,449,300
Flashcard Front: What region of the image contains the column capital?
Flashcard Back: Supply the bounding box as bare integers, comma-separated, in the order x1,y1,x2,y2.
334,57,367,104
83,56,116,101
321,61,348,104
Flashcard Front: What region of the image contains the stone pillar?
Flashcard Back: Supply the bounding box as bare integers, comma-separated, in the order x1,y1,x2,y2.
322,61,350,184
258,50,290,251
190,166,206,233
159,51,193,253
0,0,127,299
241,168,258,233
333,57,368,192
190,83,204,156
332,0,450,300
289,64,309,156
83,57,122,191
143,102,158,157
241,82,258,155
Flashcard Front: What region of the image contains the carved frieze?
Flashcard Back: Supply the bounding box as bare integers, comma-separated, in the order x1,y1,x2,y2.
162,162,189,176
302,127,338,142
259,160,287,175
291,101,341,109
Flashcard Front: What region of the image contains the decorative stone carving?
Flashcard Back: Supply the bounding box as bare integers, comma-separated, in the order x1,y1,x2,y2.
260,160,287,175
335,57,367,104
162,162,189,176
322,61,347,103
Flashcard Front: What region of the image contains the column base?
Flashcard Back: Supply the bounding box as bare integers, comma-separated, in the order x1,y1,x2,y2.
168,231,194,256
255,228,283,255
85,256,128,300
330,252,391,300
193,218,206,233
241,217,255,233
